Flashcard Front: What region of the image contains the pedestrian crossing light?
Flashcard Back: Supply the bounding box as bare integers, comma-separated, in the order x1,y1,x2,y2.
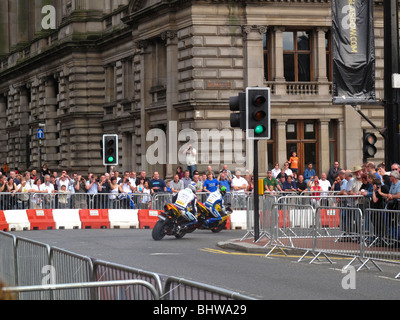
103,134,118,166
246,87,271,140
363,131,377,161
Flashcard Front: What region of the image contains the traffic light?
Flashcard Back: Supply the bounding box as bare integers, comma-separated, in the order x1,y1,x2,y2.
363,131,377,161
229,92,246,131
103,134,118,166
246,87,271,140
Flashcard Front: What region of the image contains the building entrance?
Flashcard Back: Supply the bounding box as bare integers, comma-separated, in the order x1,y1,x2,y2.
286,120,319,177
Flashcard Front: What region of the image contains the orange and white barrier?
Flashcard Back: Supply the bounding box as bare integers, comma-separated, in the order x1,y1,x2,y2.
0,208,249,231
26,209,56,231
0,211,9,232
108,209,139,229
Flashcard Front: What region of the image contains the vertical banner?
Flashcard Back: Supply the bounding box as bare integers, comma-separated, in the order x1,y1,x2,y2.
332,0,376,105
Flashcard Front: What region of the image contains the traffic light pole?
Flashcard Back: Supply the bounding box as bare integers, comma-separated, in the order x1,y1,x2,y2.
384,0,400,169
253,139,260,242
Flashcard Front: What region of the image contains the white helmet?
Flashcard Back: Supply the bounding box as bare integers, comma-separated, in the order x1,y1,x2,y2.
188,184,197,194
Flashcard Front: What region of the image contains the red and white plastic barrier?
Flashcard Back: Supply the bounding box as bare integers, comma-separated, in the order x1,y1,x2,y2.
0,209,249,231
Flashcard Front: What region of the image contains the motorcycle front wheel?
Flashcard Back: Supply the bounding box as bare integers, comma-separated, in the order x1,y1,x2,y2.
152,220,168,241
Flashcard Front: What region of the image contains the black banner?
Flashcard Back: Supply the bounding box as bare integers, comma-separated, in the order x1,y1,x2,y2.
332,0,376,105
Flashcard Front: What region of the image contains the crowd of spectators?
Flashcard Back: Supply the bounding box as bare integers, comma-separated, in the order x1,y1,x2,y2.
0,159,399,211
263,160,400,210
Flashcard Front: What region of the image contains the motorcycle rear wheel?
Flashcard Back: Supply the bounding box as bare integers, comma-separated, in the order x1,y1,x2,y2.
152,220,168,241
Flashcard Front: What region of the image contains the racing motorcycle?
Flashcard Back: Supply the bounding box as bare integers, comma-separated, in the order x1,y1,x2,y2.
195,202,232,233
152,203,196,241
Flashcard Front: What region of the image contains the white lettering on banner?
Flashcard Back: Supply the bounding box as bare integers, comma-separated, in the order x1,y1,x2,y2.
341,2,358,53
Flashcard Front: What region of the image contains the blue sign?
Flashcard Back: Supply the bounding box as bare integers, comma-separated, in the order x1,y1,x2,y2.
37,129,44,140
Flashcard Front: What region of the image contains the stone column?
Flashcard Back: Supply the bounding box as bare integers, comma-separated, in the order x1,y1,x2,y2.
319,120,330,175
242,25,267,87
43,76,59,169
162,30,179,179
0,95,8,162
316,28,330,95
276,119,288,168
273,27,286,95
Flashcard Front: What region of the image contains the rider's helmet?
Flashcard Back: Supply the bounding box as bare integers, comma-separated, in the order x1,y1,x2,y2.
188,183,197,194
219,186,227,197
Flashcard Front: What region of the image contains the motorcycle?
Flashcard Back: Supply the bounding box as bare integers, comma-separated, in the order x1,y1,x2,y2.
195,202,232,233
152,203,196,241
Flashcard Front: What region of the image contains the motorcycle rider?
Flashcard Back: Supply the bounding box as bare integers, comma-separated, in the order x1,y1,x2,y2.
173,184,198,229
204,186,227,227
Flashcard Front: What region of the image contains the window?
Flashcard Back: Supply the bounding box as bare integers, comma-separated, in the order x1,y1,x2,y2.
263,30,272,81
325,30,333,81
283,31,312,82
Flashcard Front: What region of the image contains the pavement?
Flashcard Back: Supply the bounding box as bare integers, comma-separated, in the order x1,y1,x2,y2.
217,234,306,255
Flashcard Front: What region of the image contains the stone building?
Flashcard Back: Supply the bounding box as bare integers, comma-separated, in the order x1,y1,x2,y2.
0,0,387,178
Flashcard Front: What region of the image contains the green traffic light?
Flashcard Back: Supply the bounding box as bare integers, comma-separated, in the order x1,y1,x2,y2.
107,156,115,163
255,125,265,135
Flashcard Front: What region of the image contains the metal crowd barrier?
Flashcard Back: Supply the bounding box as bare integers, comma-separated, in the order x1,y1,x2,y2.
0,231,256,300
251,193,400,278
0,191,253,211
163,276,256,300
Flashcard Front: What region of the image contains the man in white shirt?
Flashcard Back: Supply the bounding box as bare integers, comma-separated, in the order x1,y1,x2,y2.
231,170,248,209
40,175,55,209
318,173,331,194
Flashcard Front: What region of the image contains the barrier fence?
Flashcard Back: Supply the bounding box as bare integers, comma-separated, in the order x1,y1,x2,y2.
0,231,255,300
0,191,250,211
246,193,400,279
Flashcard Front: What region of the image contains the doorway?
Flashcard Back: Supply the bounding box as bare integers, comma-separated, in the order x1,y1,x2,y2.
286,120,319,176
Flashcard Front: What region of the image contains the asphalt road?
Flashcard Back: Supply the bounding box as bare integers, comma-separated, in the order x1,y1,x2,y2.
12,228,400,300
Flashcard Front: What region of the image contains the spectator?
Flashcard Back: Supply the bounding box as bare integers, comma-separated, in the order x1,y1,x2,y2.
377,163,391,187
379,170,400,208
150,171,167,193
288,152,299,179
271,163,281,178
183,144,197,178
41,163,51,178
109,176,119,209
40,175,55,209
303,163,316,184
219,164,233,180
218,172,231,193
283,162,293,177
98,175,111,209
58,185,70,209
203,171,219,193
170,174,184,195
263,170,281,193
296,175,307,194
139,180,152,209
319,173,331,194
331,174,342,192
74,175,87,209
136,170,149,186
231,170,248,208
282,175,297,192
176,166,184,179
181,170,192,189
192,173,203,193
327,161,341,185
